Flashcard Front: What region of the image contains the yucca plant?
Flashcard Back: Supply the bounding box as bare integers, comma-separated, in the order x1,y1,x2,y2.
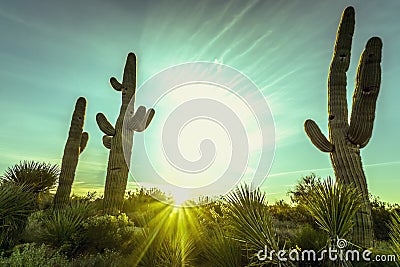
157,233,197,267
130,208,199,267
388,211,400,264
298,177,362,245
0,183,35,249
225,184,292,266
202,228,242,267
1,161,60,194
34,200,94,250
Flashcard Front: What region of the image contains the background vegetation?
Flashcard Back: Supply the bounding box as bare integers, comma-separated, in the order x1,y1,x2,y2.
0,162,399,266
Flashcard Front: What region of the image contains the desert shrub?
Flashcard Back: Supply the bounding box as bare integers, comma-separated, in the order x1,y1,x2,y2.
0,184,35,250
294,223,328,251
194,199,230,237
1,161,59,194
23,201,95,254
371,196,395,241
76,213,138,254
289,173,321,204
0,243,69,267
70,192,103,212
22,210,47,243
269,200,315,226
272,218,302,248
201,228,242,267
69,250,127,267
122,188,171,227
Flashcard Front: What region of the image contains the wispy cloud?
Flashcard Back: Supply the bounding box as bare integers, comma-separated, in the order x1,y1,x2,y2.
268,161,400,178
196,0,259,59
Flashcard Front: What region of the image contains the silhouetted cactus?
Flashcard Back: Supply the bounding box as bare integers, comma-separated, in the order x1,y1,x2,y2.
304,7,382,247
97,53,154,214
54,97,88,209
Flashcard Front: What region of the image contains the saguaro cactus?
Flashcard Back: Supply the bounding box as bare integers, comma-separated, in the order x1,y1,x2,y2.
304,7,382,247
97,53,154,214
54,97,89,209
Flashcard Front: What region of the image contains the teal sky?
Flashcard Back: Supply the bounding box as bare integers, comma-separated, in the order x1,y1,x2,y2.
0,0,399,203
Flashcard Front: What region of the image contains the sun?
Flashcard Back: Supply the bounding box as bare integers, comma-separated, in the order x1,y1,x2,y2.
171,189,191,206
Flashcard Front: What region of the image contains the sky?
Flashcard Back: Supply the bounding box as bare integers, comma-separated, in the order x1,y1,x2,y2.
0,0,399,204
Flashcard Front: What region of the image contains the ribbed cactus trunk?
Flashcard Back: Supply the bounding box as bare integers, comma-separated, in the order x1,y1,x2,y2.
97,53,154,215
304,7,382,248
54,97,88,209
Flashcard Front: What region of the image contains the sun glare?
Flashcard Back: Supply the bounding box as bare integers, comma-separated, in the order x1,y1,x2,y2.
172,189,191,206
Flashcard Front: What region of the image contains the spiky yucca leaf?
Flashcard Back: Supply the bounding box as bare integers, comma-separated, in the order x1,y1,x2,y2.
1,161,60,193
202,228,242,267
388,211,400,262
157,233,196,267
299,177,362,242
0,183,35,249
225,184,291,266
37,201,94,246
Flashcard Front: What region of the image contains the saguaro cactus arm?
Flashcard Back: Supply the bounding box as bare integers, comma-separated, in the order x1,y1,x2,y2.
128,106,155,132
328,6,355,130
102,135,112,149
110,52,137,106
80,132,89,153
304,119,334,152
110,77,124,91
96,113,116,136
348,37,382,148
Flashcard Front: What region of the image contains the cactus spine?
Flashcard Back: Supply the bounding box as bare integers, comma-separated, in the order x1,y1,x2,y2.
304,7,382,247
97,53,154,215
54,97,88,209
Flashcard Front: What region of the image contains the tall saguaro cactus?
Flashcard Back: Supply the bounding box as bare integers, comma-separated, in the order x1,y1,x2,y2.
97,53,154,214
304,7,382,247
54,97,89,209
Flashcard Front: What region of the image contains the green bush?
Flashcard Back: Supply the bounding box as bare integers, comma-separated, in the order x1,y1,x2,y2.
77,213,138,254
69,250,127,267
22,211,47,243
294,223,328,251
123,188,171,227
371,196,395,241
0,243,69,267
0,244,129,267
22,201,95,254
0,184,35,250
